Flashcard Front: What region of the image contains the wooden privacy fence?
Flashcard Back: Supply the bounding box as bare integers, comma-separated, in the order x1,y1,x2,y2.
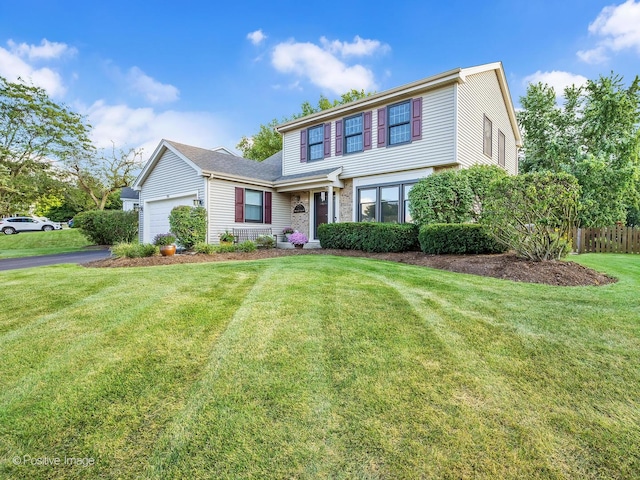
570,225,640,254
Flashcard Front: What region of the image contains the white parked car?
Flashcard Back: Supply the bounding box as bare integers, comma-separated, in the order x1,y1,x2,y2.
0,216,62,234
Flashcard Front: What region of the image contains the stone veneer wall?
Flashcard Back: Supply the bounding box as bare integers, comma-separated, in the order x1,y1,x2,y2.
290,191,310,234
339,180,353,222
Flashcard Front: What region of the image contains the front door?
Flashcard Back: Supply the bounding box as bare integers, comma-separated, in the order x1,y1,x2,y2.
314,192,328,239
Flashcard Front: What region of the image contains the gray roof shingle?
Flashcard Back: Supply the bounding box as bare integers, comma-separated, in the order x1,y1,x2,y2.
165,140,339,185
166,140,282,181
120,187,139,199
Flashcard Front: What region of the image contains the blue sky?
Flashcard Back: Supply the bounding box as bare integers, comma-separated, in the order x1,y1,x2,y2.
0,0,638,157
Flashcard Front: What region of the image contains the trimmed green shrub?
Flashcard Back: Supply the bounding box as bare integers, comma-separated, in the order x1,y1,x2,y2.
482,172,580,261
216,244,238,253
193,242,216,254
169,206,207,249
317,222,419,253
408,170,474,226
237,240,257,253
111,242,157,258
255,235,276,248
418,224,507,254
461,165,508,221
74,210,138,245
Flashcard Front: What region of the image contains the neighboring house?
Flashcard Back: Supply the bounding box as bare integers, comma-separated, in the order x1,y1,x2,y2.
133,62,521,245
120,187,139,212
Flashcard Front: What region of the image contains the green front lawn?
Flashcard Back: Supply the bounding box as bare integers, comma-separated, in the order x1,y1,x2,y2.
0,254,638,479
0,229,92,258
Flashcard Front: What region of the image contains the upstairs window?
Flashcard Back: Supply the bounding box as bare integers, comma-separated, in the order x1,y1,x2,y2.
388,101,411,145
344,114,363,154
498,130,506,167
300,124,331,162
483,114,493,158
308,125,324,161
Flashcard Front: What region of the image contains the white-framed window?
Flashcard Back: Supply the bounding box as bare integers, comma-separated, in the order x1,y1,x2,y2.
357,182,416,223
244,189,263,223
483,114,492,158
344,114,363,154
388,101,411,146
308,125,324,161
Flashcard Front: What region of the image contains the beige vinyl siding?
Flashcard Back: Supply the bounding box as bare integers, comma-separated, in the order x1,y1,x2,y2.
282,86,456,178
457,70,518,174
207,178,289,243
138,149,205,242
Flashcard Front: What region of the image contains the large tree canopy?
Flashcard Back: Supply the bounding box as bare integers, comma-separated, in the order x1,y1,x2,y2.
0,76,93,215
518,73,640,227
66,142,144,210
237,89,373,161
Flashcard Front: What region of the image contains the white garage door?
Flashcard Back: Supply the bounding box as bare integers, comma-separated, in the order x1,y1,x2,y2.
146,195,195,243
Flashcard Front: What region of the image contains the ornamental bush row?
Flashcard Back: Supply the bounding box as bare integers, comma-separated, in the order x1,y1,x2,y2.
317,222,419,253
418,224,507,255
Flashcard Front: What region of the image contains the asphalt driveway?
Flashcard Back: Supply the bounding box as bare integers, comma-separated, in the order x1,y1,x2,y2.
0,249,111,271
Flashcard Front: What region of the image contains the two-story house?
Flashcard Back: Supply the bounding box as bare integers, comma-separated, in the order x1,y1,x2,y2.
133,62,521,245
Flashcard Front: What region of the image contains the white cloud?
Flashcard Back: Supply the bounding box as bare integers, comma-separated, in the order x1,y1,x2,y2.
126,66,179,104
247,29,267,46
320,35,390,57
7,38,76,60
578,0,640,63
271,37,386,94
576,46,608,64
523,70,588,97
0,42,67,97
84,101,238,155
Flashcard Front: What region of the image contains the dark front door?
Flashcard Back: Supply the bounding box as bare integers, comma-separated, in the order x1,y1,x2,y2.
314,192,328,239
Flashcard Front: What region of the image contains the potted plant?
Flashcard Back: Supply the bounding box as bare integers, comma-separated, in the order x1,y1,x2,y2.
288,231,308,249
282,226,294,241
153,232,177,256
219,230,235,246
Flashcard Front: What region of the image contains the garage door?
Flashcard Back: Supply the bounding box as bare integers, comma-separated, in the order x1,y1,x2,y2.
146,195,195,243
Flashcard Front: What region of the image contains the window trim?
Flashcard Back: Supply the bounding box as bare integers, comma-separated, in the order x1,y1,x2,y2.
483,114,493,158
343,113,364,155
498,129,506,168
244,188,264,223
387,100,412,147
307,125,324,162
356,181,416,223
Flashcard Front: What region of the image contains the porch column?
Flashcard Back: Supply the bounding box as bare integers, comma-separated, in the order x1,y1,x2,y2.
327,185,334,224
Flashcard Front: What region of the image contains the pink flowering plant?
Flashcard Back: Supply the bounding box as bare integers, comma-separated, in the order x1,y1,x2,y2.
282,226,294,235
288,231,308,246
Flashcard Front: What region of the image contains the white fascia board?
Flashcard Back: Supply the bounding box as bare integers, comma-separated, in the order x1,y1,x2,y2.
276,69,464,133
204,171,274,188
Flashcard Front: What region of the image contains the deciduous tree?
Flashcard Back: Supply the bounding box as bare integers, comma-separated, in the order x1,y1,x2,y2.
0,76,93,215
237,89,373,161
518,73,640,226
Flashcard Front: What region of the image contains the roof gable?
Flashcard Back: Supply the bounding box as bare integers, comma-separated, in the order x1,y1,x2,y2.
133,139,283,190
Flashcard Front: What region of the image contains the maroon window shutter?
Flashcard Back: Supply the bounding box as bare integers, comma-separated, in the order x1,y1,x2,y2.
324,123,331,158
234,187,244,222
411,97,422,141
363,111,372,150
300,130,307,163
335,120,343,156
377,107,386,147
264,191,272,224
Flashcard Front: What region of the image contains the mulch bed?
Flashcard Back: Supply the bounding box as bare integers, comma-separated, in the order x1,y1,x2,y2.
84,249,616,287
